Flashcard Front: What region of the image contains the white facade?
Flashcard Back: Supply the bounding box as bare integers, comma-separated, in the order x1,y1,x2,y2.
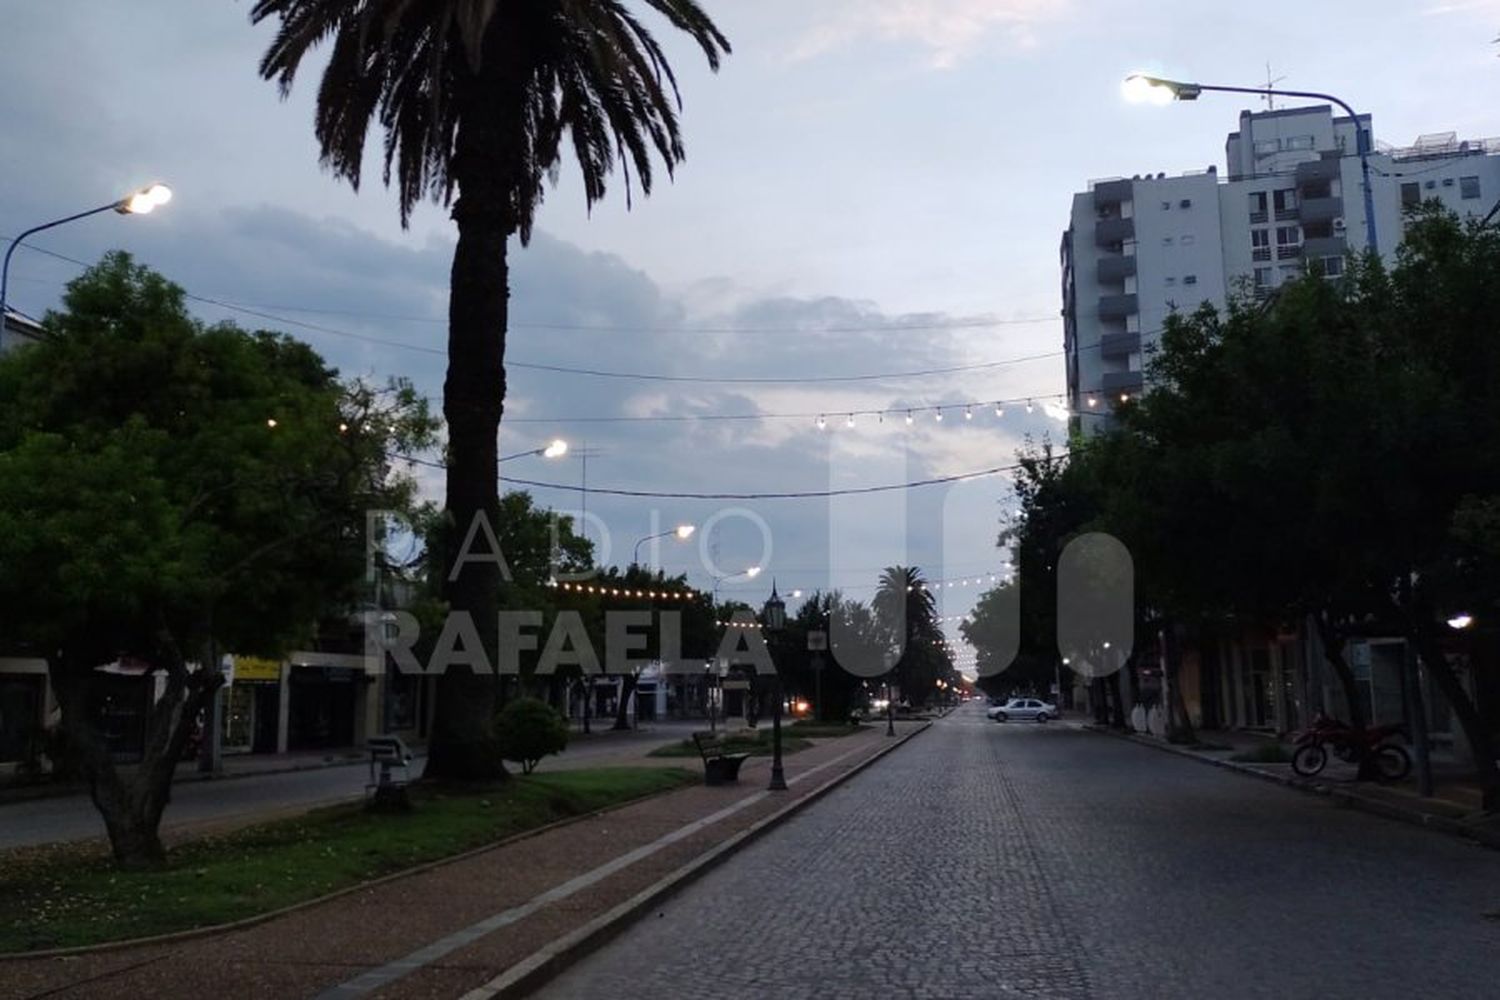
1062,106,1500,433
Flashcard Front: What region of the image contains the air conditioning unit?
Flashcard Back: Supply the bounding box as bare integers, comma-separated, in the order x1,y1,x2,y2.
1332,217,1347,234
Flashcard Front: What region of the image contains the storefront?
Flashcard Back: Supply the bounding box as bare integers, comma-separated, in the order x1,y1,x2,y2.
285,652,374,752
223,656,283,755
0,658,48,767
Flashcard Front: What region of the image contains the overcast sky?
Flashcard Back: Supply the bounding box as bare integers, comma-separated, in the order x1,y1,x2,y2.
4,1,1498,660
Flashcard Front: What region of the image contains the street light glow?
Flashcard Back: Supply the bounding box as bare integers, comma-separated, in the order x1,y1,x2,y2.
674,524,696,540
1448,613,1475,630
746,566,763,579
542,439,569,458
118,183,174,215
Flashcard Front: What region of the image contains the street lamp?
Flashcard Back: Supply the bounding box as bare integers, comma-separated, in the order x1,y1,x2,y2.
1123,73,1379,253
1,184,173,332
884,651,897,738
711,565,762,603
762,582,787,791
632,523,696,567
501,438,568,463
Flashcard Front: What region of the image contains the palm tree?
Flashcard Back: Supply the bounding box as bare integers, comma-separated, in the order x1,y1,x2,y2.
873,566,949,707
251,1,730,778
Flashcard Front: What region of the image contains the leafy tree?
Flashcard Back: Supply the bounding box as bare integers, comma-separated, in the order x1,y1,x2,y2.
0,254,434,867
873,566,953,707
494,697,568,774
251,0,730,780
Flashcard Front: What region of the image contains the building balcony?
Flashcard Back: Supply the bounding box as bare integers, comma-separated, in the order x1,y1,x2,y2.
1302,236,1348,259
1101,370,1145,395
1097,255,1137,283
1095,217,1135,248
1092,178,1134,208
1098,293,1138,320
1277,244,1303,260
1295,157,1341,188
1100,331,1140,359
1299,196,1344,224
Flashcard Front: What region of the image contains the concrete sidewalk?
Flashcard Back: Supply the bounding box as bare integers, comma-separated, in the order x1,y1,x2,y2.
0,721,928,1000
1079,721,1500,849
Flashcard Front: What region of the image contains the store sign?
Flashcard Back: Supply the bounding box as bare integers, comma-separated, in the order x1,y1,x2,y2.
234,656,282,683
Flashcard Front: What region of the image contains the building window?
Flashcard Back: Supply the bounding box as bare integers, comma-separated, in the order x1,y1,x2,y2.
1181,234,1196,246
1322,257,1344,278
1180,198,1193,209
1184,274,1198,286
1273,189,1299,218
1252,230,1271,247
1279,264,1301,283
1425,180,1437,190
1401,182,1421,207
1254,139,1279,158
1276,225,1301,246
1249,191,1268,223
1162,201,1172,211
1461,176,1482,200
1285,135,1315,151
1254,266,1272,288
1162,236,1174,247
1165,276,1177,287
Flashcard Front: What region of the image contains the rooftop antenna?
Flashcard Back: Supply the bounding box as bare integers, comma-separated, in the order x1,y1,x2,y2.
1262,62,1287,110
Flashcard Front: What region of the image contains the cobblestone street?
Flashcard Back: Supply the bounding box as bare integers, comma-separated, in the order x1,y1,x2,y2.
538,703,1500,1000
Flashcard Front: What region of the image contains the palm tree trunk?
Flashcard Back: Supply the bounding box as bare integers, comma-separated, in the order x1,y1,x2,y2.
425,89,517,781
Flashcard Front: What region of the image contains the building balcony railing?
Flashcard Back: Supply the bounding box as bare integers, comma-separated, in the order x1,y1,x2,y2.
1302,236,1348,259
1274,208,1299,222
1101,370,1146,395
1277,244,1303,260
1299,196,1344,225
1249,210,1269,225
1295,157,1341,188
1095,216,1135,248
1097,255,1137,283
1092,178,1134,208
1100,331,1140,359
1252,247,1272,262
1098,293,1138,320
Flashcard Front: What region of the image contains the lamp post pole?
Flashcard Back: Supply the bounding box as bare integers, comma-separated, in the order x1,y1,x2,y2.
763,584,787,791
1125,76,1379,254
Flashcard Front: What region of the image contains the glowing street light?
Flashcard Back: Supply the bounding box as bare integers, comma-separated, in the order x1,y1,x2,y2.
2,183,173,333
1121,72,1378,252
633,523,698,566
1447,614,1475,631
501,439,569,463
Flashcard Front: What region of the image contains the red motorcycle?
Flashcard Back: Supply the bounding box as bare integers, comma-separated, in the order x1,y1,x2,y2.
1292,714,1410,781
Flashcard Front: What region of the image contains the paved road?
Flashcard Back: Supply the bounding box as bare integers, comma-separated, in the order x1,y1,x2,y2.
0,720,702,850
539,703,1500,1000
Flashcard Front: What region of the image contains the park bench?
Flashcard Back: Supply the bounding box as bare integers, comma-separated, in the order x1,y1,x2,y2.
692,731,751,786
366,734,413,802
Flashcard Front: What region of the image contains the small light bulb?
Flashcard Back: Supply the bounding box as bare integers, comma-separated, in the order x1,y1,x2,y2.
1120,393,1130,403
817,414,827,430
266,418,278,428
994,404,1004,417
846,414,855,428
935,409,944,422
1087,396,1098,408
905,411,914,425
338,422,349,433
964,407,973,421
1025,399,1034,414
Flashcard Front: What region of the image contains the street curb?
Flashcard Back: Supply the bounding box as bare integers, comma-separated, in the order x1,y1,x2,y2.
0,754,374,809
0,769,700,962
459,722,936,1000
1082,724,1500,851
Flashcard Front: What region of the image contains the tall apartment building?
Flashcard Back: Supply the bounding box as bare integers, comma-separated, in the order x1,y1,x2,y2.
1062,106,1500,433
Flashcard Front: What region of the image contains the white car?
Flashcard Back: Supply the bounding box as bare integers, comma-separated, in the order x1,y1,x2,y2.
987,698,1057,723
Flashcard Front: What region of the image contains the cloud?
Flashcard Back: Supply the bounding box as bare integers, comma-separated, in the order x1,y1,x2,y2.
794,0,1074,68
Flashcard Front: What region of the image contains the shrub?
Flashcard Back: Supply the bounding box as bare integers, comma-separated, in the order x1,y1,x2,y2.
495,698,569,774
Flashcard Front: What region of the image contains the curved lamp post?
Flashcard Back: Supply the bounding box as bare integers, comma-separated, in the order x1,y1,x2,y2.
762,582,787,791
1,184,172,331
711,565,761,604
1123,74,1378,254
633,523,695,567
501,438,568,463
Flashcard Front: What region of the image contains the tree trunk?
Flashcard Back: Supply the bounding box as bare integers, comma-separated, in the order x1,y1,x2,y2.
1313,613,1366,729
1409,626,1500,811
54,657,217,868
425,62,524,781
613,673,640,730
1163,624,1196,743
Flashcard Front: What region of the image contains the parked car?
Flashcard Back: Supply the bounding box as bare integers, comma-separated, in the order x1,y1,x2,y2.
987,698,1057,723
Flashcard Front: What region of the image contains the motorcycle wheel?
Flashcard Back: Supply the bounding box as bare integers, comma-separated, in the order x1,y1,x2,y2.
1376,744,1412,782
1292,744,1328,777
